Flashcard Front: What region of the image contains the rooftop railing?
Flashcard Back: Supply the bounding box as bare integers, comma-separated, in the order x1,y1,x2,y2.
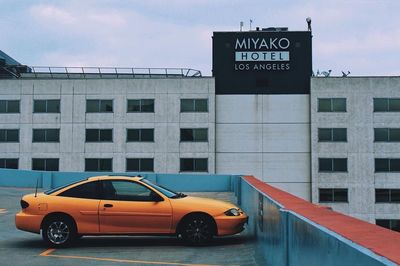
0,66,202,79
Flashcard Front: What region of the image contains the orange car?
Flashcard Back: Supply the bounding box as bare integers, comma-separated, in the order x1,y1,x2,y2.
16,175,248,247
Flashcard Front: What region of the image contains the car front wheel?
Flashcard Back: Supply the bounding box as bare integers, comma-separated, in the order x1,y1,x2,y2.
42,216,76,247
180,215,214,245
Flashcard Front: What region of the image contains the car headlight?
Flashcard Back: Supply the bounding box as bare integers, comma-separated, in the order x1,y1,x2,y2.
224,208,240,216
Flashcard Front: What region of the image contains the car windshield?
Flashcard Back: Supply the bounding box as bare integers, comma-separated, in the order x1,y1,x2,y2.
141,179,185,198
44,179,85,195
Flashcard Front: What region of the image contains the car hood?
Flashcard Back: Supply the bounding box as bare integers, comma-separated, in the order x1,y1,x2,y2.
170,196,239,215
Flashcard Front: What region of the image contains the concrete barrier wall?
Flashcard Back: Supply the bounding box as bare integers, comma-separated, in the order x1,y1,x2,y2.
239,180,288,265
0,169,234,192
287,212,391,266
239,176,400,266
0,169,43,188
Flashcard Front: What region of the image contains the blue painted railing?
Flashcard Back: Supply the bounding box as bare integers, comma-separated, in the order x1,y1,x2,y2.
0,168,234,192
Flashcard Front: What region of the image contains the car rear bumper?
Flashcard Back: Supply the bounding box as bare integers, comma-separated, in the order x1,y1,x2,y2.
215,214,248,236
15,211,43,234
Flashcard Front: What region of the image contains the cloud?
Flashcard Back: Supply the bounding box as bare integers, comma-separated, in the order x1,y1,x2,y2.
30,5,76,25
30,4,127,31
26,2,214,74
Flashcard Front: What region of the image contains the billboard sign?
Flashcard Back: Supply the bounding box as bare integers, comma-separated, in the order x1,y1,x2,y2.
212,30,312,94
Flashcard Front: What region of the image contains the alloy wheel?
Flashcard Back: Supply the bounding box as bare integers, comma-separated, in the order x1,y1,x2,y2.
184,218,211,243
46,221,70,245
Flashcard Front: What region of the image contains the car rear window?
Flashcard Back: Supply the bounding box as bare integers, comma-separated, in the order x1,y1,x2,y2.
59,181,100,199
44,179,86,195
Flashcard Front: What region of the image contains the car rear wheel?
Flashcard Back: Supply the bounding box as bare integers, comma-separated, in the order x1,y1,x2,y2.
42,216,76,247
180,215,214,245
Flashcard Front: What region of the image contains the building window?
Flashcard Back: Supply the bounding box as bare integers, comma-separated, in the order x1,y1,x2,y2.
32,129,60,142
126,158,154,172
375,189,400,203
374,128,400,142
374,98,400,112
0,158,18,169
180,128,208,142
375,159,400,172
318,158,347,172
86,99,113,113
86,129,113,142
317,98,346,112
32,158,59,171
0,129,19,142
85,158,112,172
181,99,208,112
180,158,208,172
376,219,400,232
33,99,60,113
0,100,20,113
127,99,154,113
318,128,347,142
126,129,154,142
319,188,348,203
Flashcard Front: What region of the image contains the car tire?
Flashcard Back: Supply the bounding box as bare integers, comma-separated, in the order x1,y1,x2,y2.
180,215,214,245
42,216,76,247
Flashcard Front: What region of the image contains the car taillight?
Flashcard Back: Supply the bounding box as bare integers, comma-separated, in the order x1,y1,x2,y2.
20,200,29,209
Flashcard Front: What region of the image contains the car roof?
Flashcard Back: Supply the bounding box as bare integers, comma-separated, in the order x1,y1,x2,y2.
44,175,145,196
86,175,144,182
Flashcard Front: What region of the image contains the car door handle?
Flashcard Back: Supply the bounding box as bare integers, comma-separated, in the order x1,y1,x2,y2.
104,204,113,208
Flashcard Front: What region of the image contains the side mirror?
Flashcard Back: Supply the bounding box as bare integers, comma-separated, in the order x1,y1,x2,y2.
150,191,164,202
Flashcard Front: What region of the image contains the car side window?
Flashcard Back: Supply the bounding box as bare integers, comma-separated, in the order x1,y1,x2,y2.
102,180,155,201
58,181,100,199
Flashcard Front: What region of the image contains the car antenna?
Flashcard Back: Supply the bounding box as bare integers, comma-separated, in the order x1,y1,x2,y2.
34,177,39,197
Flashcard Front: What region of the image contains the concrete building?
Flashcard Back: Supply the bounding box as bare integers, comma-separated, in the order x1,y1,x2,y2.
1,27,400,232
212,29,312,200
0,70,311,200
0,75,215,174
215,94,310,199
311,77,400,226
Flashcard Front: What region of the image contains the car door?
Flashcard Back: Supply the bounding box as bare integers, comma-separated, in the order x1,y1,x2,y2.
99,180,172,234
55,180,101,233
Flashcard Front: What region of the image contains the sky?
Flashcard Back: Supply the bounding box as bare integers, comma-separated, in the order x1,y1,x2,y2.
1,0,399,76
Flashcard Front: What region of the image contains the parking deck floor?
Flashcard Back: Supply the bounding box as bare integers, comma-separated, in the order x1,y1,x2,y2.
0,187,261,266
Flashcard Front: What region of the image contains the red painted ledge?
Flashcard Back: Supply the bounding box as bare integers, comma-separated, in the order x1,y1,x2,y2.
243,175,400,264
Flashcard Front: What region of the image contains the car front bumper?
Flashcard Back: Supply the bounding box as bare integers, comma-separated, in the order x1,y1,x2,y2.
214,213,248,236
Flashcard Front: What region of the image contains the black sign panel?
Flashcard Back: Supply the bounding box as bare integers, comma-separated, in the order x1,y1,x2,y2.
212,31,312,94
